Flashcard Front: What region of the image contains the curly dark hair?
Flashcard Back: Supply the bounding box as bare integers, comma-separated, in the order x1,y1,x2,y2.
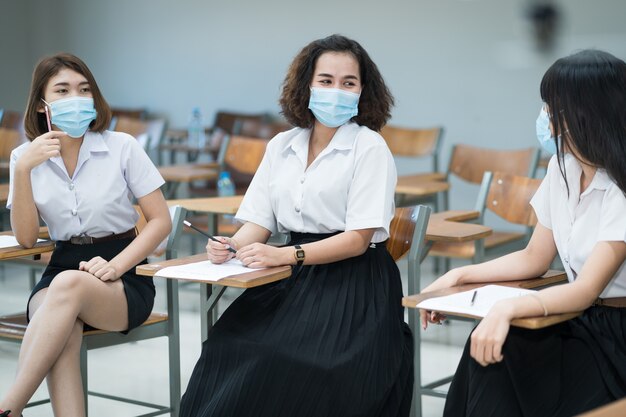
24,53,111,140
279,34,394,132
540,49,626,196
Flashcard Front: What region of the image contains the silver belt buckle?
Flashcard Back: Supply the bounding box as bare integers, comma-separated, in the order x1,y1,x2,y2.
72,235,93,245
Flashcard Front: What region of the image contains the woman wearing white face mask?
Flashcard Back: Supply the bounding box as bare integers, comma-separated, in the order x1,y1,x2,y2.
180,35,412,417
0,53,171,417
420,49,626,416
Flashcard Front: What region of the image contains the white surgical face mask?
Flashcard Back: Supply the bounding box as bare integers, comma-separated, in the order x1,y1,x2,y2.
535,106,560,155
308,87,360,128
42,96,97,138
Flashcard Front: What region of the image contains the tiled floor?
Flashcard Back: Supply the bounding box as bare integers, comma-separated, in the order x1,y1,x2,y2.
0,238,473,416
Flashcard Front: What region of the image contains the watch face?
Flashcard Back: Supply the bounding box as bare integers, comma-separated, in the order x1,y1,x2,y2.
296,249,305,260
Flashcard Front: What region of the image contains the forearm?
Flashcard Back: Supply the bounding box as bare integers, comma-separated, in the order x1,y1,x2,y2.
457,247,550,285
109,216,171,274
10,165,41,247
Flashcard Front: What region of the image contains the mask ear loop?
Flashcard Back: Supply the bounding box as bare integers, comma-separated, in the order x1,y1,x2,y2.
41,98,52,132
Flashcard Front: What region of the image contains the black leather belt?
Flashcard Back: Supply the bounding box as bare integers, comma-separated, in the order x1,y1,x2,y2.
67,228,137,245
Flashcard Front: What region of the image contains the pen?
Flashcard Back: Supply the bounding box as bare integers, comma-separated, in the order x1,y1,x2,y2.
44,105,52,132
470,290,477,306
183,220,237,253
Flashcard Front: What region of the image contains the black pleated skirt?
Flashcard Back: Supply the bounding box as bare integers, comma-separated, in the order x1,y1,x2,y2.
444,306,626,417
180,232,414,417
27,238,155,333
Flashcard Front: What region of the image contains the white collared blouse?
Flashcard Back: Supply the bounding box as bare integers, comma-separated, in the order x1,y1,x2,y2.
530,154,626,298
235,123,397,243
7,130,165,241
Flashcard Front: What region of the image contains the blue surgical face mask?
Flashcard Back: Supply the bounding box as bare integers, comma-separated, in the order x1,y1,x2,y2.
42,96,97,138
308,87,360,128
535,106,560,155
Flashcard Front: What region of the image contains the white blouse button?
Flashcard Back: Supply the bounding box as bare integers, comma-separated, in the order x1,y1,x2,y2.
69,183,75,190
295,206,301,213
71,209,77,216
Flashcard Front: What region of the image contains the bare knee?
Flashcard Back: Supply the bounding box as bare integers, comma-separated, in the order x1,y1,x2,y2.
46,271,91,308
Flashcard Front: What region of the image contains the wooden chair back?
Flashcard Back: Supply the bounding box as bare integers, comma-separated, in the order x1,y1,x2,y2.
381,125,444,172
0,127,22,160
214,111,266,134
388,206,418,261
113,116,151,149
448,144,540,184
0,110,24,130
222,135,270,176
486,172,542,226
111,107,147,120
237,119,292,139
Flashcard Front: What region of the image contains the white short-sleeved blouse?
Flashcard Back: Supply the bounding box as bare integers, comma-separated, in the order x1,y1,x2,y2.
530,154,626,298
235,122,397,243
7,130,165,241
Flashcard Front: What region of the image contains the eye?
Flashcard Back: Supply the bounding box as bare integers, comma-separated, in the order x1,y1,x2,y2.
319,79,331,85
80,87,91,93
56,88,68,94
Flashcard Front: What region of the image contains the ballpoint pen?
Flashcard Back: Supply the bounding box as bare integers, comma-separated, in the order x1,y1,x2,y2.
470,290,478,306
183,220,237,253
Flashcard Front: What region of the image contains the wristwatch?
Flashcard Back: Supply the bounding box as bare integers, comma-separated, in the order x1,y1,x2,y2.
294,245,305,266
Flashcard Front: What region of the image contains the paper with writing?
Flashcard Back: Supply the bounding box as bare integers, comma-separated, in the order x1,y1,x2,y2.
155,259,265,282
417,285,537,318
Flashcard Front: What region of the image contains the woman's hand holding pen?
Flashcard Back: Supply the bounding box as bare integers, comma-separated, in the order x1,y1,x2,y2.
206,236,238,264
79,256,121,282
470,301,514,367
419,268,464,329
17,132,63,170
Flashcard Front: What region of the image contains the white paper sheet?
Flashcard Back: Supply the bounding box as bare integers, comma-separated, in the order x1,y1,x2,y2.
155,259,264,282
0,236,45,248
417,285,537,318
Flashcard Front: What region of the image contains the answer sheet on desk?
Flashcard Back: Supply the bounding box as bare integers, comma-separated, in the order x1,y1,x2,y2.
155,259,265,282
0,236,45,248
417,285,536,318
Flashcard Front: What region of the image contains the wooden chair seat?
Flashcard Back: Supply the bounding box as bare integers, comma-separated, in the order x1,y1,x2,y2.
0,312,168,340
429,231,526,258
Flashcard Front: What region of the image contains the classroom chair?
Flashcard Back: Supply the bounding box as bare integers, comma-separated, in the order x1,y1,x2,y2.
0,110,24,132
0,127,24,183
412,172,544,416
381,125,445,210
385,205,433,417
429,171,543,268
0,205,187,416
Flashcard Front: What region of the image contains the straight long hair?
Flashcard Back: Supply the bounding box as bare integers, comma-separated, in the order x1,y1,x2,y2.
540,49,626,195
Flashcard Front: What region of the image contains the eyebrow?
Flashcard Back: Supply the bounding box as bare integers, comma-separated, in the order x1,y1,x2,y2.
315,73,360,80
52,81,90,87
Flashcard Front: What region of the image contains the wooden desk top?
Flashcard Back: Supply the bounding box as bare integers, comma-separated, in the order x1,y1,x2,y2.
158,165,219,182
396,174,449,197
425,210,492,242
402,270,580,329
0,230,55,260
136,253,292,289
578,398,626,417
167,195,244,215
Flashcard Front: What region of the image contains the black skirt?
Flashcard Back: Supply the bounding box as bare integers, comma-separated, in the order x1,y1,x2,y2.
180,232,414,417
28,238,155,333
444,306,626,417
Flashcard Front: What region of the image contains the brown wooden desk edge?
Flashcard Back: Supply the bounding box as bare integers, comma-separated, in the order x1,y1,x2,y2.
136,254,292,289
0,240,55,260
402,270,579,329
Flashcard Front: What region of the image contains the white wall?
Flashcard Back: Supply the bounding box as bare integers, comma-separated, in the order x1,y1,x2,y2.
2,0,626,209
